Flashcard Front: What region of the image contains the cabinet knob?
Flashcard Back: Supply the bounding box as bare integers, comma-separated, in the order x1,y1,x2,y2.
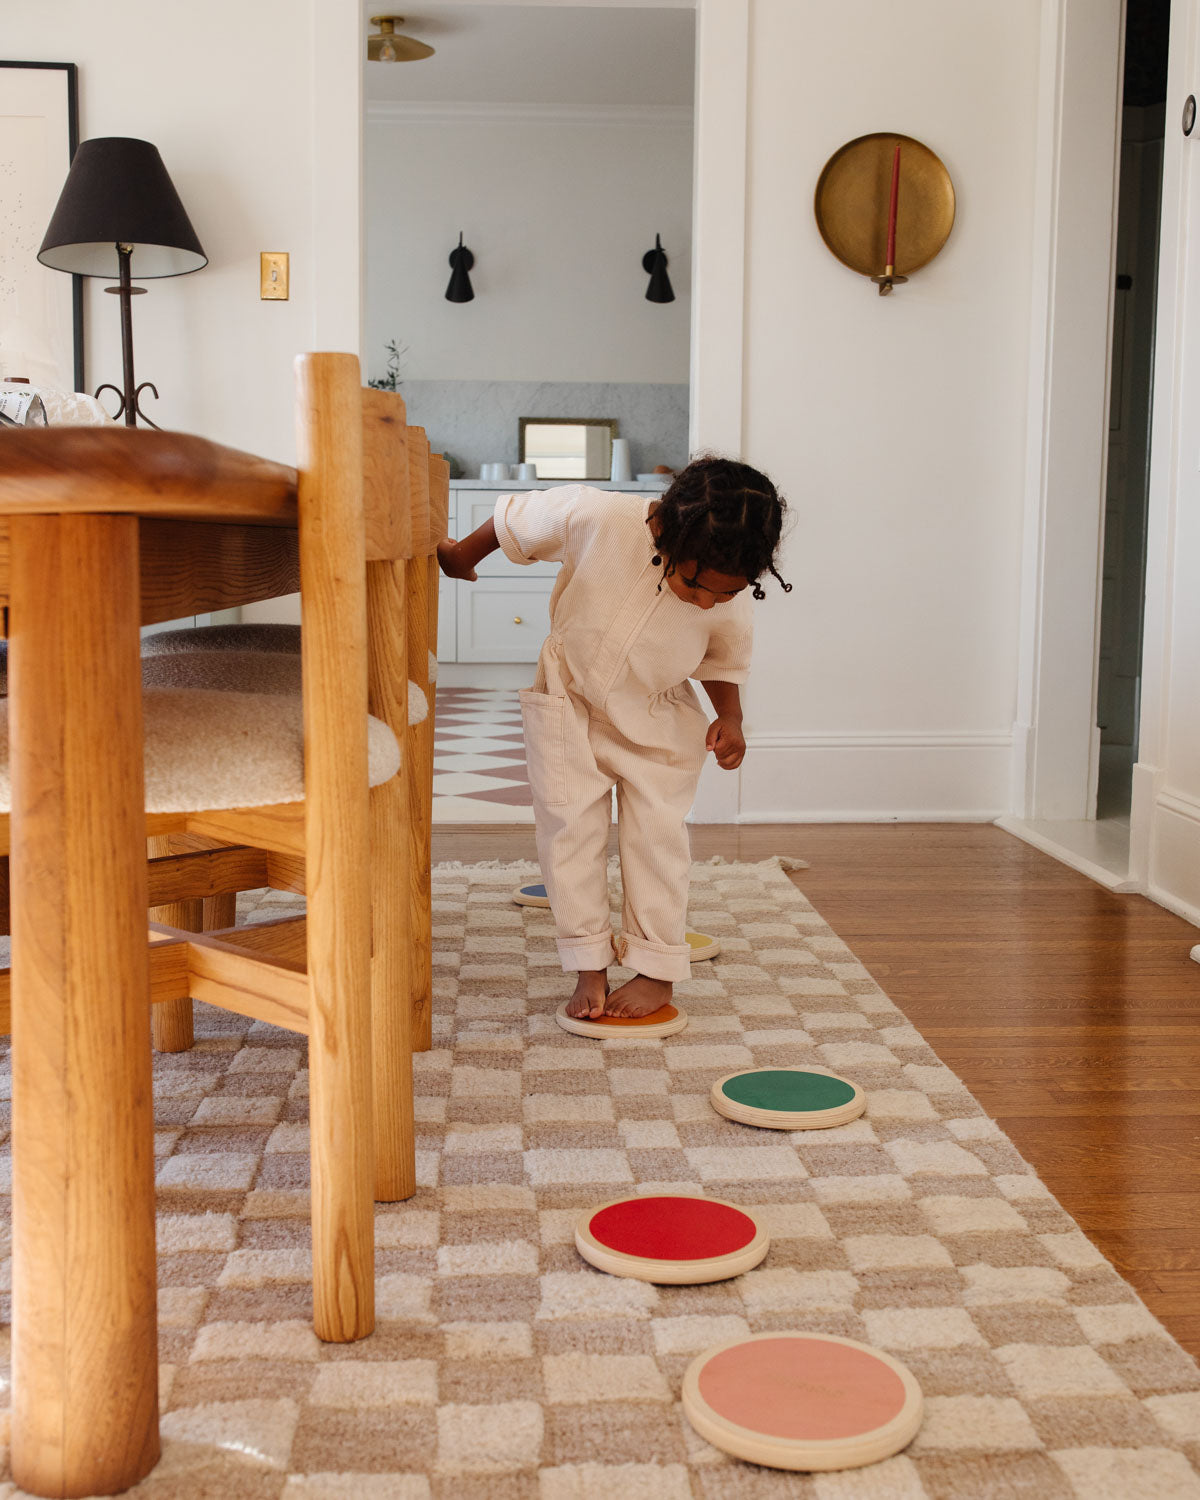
513,615,523,624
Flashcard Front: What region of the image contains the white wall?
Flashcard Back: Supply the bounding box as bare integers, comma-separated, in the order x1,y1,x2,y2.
365,106,692,385
4,0,362,463
708,0,1042,821
14,1,1139,842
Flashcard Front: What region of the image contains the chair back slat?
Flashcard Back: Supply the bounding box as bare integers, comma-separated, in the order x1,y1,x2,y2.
405,430,433,559
293,350,375,1340
363,389,411,563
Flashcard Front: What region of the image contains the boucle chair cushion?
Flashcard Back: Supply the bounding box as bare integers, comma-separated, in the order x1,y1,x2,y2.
142,623,302,656
0,646,429,728
143,626,439,700
141,649,302,696
139,650,428,726
0,689,401,814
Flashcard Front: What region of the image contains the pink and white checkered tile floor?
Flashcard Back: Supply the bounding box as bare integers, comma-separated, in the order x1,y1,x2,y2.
433,687,534,823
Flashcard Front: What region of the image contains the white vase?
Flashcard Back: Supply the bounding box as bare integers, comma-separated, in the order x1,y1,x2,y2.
610,438,632,483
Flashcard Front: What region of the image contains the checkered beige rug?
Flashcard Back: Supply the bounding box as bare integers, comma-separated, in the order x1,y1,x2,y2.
2,857,1200,1499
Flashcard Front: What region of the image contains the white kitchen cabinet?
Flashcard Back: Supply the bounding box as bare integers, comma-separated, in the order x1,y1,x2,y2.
437,576,457,660
456,576,555,663
439,481,665,666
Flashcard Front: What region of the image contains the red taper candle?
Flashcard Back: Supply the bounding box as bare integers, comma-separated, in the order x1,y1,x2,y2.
886,143,901,273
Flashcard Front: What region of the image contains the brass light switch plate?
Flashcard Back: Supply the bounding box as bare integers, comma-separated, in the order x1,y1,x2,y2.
260,252,289,300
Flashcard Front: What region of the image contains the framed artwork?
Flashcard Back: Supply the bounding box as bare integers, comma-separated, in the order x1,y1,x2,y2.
0,61,83,391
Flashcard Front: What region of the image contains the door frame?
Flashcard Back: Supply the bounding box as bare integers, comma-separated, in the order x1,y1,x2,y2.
1011,0,1126,826
1130,0,1196,902
688,0,750,822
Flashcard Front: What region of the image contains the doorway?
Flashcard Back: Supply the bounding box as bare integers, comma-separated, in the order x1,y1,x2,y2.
1000,0,1164,890
361,2,697,820
1096,0,1170,827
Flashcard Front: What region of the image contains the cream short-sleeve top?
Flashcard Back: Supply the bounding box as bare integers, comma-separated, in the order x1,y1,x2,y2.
494,485,752,748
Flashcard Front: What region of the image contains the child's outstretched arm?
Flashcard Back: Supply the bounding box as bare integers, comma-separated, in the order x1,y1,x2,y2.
701,681,746,770
437,517,499,582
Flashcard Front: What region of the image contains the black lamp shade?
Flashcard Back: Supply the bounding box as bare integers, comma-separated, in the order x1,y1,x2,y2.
38,137,207,278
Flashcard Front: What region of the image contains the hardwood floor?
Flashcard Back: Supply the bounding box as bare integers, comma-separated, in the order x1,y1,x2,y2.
432,821,1200,1359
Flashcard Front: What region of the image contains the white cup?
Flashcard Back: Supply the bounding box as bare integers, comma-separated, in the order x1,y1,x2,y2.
515,463,538,482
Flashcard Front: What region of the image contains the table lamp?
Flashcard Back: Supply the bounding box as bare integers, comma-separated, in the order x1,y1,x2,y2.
37,137,207,426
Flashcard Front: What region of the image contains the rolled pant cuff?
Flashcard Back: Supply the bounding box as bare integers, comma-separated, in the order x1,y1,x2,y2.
619,934,692,983
556,931,618,973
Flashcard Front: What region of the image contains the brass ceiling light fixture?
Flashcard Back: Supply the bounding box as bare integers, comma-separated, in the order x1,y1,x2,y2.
368,16,435,63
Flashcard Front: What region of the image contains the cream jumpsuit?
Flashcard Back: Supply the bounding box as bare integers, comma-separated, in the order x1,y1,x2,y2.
495,486,753,982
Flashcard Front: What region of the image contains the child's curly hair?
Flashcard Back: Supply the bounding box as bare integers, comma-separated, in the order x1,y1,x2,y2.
648,456,791,600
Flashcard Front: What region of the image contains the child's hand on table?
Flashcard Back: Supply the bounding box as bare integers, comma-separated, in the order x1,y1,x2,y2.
706,715,746,770
436,537,477,582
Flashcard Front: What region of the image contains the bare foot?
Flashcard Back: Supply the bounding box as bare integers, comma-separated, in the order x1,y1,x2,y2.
606,974,673,1019
566,970,609,1019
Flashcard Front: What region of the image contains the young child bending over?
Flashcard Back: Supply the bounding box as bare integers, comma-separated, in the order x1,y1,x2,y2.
437,456,791,1020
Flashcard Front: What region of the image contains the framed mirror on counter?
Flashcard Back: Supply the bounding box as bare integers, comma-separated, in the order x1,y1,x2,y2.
518,417,618,480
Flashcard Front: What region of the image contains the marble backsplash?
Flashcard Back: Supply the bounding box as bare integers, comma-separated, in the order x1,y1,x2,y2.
391,379,690,479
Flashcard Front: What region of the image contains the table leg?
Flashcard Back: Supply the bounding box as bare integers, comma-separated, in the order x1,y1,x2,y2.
9,515,160,1497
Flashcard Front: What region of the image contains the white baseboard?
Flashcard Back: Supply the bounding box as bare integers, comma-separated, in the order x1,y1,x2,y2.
1149,786,1200,930
729,730,1012,823
1150,885,1200,931
1127,759,1159,886
743,808,1003,824
1009,719,1034,816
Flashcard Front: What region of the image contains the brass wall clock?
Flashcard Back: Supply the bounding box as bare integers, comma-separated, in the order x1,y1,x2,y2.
815,133,955,295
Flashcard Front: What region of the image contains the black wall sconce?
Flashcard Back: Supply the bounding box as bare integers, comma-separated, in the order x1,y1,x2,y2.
445,233,475,303
643,233,675,303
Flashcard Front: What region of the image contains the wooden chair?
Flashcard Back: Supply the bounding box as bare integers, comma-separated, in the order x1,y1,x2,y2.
136,418,449,1062
0,352,407,1496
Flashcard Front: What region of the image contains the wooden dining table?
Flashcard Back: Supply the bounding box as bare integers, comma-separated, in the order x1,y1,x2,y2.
0,427,300,1498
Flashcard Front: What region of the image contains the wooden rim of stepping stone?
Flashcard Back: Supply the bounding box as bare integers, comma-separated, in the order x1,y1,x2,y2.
710,1066,865,1130
682,1332,923,1472
575,1194,769,1283
686,930,721,961
512,882,551,908
554,1000,688,1038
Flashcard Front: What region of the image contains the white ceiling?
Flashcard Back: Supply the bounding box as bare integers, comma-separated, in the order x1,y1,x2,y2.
363,5,695,107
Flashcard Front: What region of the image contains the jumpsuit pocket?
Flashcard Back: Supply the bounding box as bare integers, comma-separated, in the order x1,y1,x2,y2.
519,689,569,807
657,683,710,772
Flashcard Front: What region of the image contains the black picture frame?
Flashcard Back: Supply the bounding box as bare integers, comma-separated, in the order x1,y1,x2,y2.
1,60,84,391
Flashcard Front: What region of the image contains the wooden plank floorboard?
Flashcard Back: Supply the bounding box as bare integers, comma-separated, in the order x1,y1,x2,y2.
433,819,1200,1359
